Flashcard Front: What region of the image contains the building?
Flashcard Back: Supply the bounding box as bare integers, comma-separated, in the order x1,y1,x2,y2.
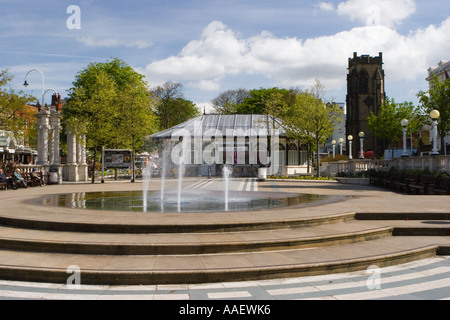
427,60,450,154
427,60,450,84
150,114,310,177
346,52,386,157
323,102,347,156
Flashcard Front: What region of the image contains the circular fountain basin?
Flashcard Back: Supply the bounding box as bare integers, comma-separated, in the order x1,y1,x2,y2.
38,190,331,213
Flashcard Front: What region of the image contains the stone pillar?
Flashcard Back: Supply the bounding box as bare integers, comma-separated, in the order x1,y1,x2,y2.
35,109,50,166
66,131,79,182
78,135,88,181
48,110,62,184
50,110,61,165
66,132,77,165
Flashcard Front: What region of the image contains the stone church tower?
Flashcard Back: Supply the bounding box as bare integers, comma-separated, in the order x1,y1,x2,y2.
346,52,386,157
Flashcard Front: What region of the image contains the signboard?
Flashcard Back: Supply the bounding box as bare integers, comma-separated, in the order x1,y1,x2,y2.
103,149,132,169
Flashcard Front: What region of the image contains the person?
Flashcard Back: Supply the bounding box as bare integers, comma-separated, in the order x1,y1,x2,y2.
0,169,7,189
12,169,27,189
30,168,44,187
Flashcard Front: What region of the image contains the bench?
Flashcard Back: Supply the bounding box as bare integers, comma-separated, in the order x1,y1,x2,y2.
29,171,44,187
407,175,440,195
0,175,14,190
386,172,405,190
429,177,450,195
393,173,419,193
369,170,386,187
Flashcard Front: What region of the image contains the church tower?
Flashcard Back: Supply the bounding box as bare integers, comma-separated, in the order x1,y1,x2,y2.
346,52,386,157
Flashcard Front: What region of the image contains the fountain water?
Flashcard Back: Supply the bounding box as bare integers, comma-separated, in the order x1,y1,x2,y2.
142,159,152,212
222,165,231,211
177,160,183,212
175,137,189,212
160,144,168,212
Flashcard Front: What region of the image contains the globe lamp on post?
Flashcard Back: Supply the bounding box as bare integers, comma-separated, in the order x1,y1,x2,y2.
348,135,353,160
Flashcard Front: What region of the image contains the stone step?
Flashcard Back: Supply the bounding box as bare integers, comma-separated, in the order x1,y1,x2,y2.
0,221,393,255
0,237,447,285
0,211,357,233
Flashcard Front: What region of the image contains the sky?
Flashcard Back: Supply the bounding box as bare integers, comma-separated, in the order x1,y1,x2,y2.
1,0,449,112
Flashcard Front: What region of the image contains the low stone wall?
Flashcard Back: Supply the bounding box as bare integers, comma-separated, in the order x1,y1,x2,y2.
322,155,450,177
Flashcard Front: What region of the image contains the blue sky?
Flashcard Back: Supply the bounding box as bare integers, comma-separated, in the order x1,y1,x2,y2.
1,0,449,110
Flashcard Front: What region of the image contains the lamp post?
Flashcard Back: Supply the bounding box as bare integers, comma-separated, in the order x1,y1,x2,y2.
430,110,440,155
23,69,58,108
348,135,353,160
358,131,365,159
331,140,336,158
23,69,45,105
339,138,344,155
401,119,409,157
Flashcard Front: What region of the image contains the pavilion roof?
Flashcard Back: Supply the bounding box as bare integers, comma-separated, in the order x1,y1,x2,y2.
149,114,286,139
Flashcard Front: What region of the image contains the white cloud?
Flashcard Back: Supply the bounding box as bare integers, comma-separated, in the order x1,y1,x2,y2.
143,17,450,98
317,2,335,11
334,0,416,28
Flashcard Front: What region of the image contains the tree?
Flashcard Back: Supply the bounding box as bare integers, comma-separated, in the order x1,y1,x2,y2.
0,69,36,146
64,58,158,182
368,97,425,158
282,81,343,177
211,89,249,114
235,87,297,116
418,75,450,153
151,81,200,130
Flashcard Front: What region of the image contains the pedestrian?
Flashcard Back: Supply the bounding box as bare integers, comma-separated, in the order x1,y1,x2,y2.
0,169,7,189
31,168,44,187
12,169,27,189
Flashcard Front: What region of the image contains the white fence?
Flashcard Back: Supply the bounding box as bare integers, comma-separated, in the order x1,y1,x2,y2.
322,155,450,177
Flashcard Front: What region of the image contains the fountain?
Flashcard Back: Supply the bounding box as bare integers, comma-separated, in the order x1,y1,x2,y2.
40,190,330,213
142,160,152,212
41,138,335,214
160,144,168,212
222,165,231,211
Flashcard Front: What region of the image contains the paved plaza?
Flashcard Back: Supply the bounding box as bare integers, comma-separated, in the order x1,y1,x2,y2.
0,256,449,300
0,177,448,300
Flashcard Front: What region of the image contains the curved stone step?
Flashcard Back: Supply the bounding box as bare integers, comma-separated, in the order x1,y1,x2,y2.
0,211,356,233
0,237,444,285
0,222,393,255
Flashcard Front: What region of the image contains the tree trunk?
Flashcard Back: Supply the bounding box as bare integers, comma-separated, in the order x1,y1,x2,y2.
91,149,96,184
316,138,320,178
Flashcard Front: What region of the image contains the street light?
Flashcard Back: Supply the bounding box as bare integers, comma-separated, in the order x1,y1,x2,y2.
338,138,344,155
401,119,409,157
24,69,45,105
348,135,353,160
332,140,336,158
430,110,440,155
23,69,58,110
358,131,365,159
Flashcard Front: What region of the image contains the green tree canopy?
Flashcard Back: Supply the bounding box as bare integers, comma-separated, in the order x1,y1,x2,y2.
368,97,425,156
0,69,36,146
63,58,158,182
418,75,450,152
150,81,200,130
235,87,298,116
281,80,343,177
211,88,249,114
